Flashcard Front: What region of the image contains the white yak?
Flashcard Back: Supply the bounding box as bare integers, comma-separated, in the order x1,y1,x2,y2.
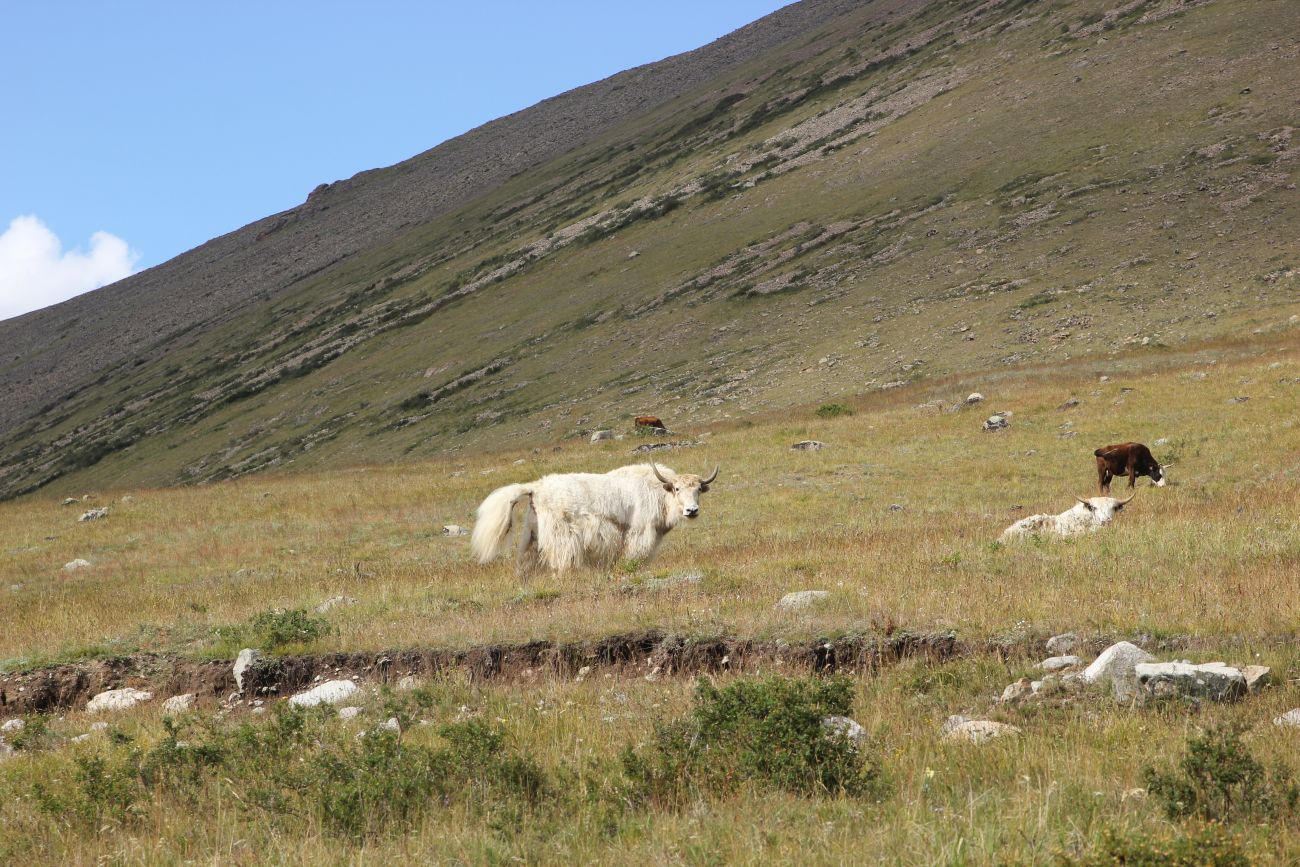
471,462,718,574
1000,492,1136,542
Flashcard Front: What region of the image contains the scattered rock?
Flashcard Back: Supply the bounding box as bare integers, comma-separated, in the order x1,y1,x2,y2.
1242,665,1271,693
1058,397,1080,410
982,414,1009,432
821,715,867,747
1,719,25,734
940,715,971,736
234,648,263,693
162,694,196,715
442,525,469,537
642,572,703,592
943,720,1022,744
313,595,358,613
1227,396,1250,404
1081,641,1155,702
87,687,153,713
61,497,78,506
1135,662,1246,702
966,392,985,405
590,430,615,443
790,440,825,451
62,558,92,572
289,680,361,708
1273,709,1300,728
378,717,401,733
0,741,12,760
1154,437,1170,446
396,675,421,691
338,706,362,721
999,678,1035,704
888,503,906,512
78,507,109,522
775,590,830,611
1045,632,1077,655
880,380,906,390
1039,655,1084,672
575,666,592,683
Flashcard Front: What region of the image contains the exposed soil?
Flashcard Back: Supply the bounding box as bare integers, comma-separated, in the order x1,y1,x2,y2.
0,629,972,714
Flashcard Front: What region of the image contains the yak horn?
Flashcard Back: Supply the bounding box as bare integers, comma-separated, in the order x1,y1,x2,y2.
1160,463,1174,470
650,461,672,484
702,465,719,485
1116,491,1137,505
1076,497,1092,506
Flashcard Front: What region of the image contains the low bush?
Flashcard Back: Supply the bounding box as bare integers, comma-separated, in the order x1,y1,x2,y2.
213,607,332,651
815,403,853,418
1060,823,1251,866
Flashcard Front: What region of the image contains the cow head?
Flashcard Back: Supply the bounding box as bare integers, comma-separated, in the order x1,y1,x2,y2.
1075,491,1136,524
1151,462,1170,487
651,462,718,520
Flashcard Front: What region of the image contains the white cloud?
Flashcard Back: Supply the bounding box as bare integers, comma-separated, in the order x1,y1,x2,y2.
0,215,140,321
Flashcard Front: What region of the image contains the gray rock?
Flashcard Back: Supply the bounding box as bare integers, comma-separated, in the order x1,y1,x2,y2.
966,392,985,404
1,718,25,734
379,717,401,733
61,497,78,506
0,740,12,760
1039,655,1084,672
790,440,825,451
1058,397,1081,410
289,680,361,707
943,720,1022,744
1081,641,1155,702
643,572,703,591
234,648,262,693
982,414,1009,432
62,558,92,572
940,714,971,736
775,590,830,611
396,675,421,691
999,678,1034,704
1045,632,1078,655
590,430,615,443
162,694,196,715
313,595,358,613
1135,662,1246,702
337,706,362,721
441,525,469,536
87,687,153,713
821,715,867,747
1274,709,1300,728
78,507,109,522
1242,665,1271,693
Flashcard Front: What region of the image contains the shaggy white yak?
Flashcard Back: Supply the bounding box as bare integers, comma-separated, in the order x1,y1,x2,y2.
471,462,718,574
999,492,1136,542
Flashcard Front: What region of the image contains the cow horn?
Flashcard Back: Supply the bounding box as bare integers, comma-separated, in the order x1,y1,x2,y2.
1160,462,1174,470
1076,497,1091,506
650,461,672,484
701,465,719,485
1117,491,1137,505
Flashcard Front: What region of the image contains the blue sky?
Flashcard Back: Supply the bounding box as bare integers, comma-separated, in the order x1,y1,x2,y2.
0,1,790,320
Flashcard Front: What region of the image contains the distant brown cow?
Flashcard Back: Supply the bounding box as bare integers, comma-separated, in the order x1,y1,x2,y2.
1094,442,1169,494
634,415,668,431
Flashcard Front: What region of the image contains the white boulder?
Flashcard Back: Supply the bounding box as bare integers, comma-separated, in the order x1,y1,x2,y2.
337,706,362,721
234,648,262,693
289,679,361,707
1080,641,1155,702
1274,709,1300,728
1045,632,1077,655
63,559,92,572
1135,662,1247,702
78,507,109,522
943,720,1022,744
775,590,830,611
1,718,25,734
87,687,153,713
821,715,867,747
162,694,197,715
1039,655,1084,672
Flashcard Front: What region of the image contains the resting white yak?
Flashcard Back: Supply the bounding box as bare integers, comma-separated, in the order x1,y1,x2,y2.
999,492,1135,542
471,462,718,574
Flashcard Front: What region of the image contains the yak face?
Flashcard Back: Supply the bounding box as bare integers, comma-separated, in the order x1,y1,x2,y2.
651,463,718,520
1075,493,1136,524
1150,465,1168,487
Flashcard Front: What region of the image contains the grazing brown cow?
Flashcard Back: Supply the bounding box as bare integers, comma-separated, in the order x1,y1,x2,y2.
634,415,668,431
1095,442,1169,494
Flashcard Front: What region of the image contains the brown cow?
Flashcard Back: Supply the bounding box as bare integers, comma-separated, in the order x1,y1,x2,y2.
634,415,668,431
1094,442,1169,494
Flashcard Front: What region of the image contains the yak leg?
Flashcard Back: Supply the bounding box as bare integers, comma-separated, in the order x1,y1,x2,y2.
514,496,541,577
623,525,664,564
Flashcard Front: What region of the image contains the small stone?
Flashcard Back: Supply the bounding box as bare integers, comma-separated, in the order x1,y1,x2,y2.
78,507,109,522
940,715,971,736
1,719,25,734
442,525,469,536
1045,632,1077,655
1039,655,1084,672
775,590,830,611
289,680,361,707
379,717,400,733
1081,641,1155,702
162,694,196,715
338,706,362,721
396,675,421,691
888,503,906,512
234,648,262,693
790,440,825,451
313,595,358,613
1242,665,1271,693
62,558,92,572
642,572,702,591
87,688,153,713
1058,397,1080,410
999,678,1034,704
821,715,867,747
943,720,1022,744
982,414,1009,432
62,497,78,506
1274,709,1300,728
590,430,615,443
966,392,985,404
575,666,592,683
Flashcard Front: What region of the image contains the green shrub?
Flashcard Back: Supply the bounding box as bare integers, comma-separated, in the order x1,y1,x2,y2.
815,403,853,418
33,753,139,828
1141,725,1300,822
622,676,884,806
214,607,332,651
1060,823,1251,866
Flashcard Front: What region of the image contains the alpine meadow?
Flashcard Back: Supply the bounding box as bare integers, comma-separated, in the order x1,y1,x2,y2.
2,0,1300,863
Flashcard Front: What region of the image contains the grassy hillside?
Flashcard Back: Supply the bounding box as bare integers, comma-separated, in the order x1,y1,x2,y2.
2,335,1300,862
0,0,1296,499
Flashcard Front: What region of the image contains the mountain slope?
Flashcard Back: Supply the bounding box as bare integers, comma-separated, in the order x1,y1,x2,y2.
1,0,1297,498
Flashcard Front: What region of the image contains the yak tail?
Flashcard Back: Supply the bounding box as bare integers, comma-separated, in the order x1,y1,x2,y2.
471,483,532,563
1093,448,1105,457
